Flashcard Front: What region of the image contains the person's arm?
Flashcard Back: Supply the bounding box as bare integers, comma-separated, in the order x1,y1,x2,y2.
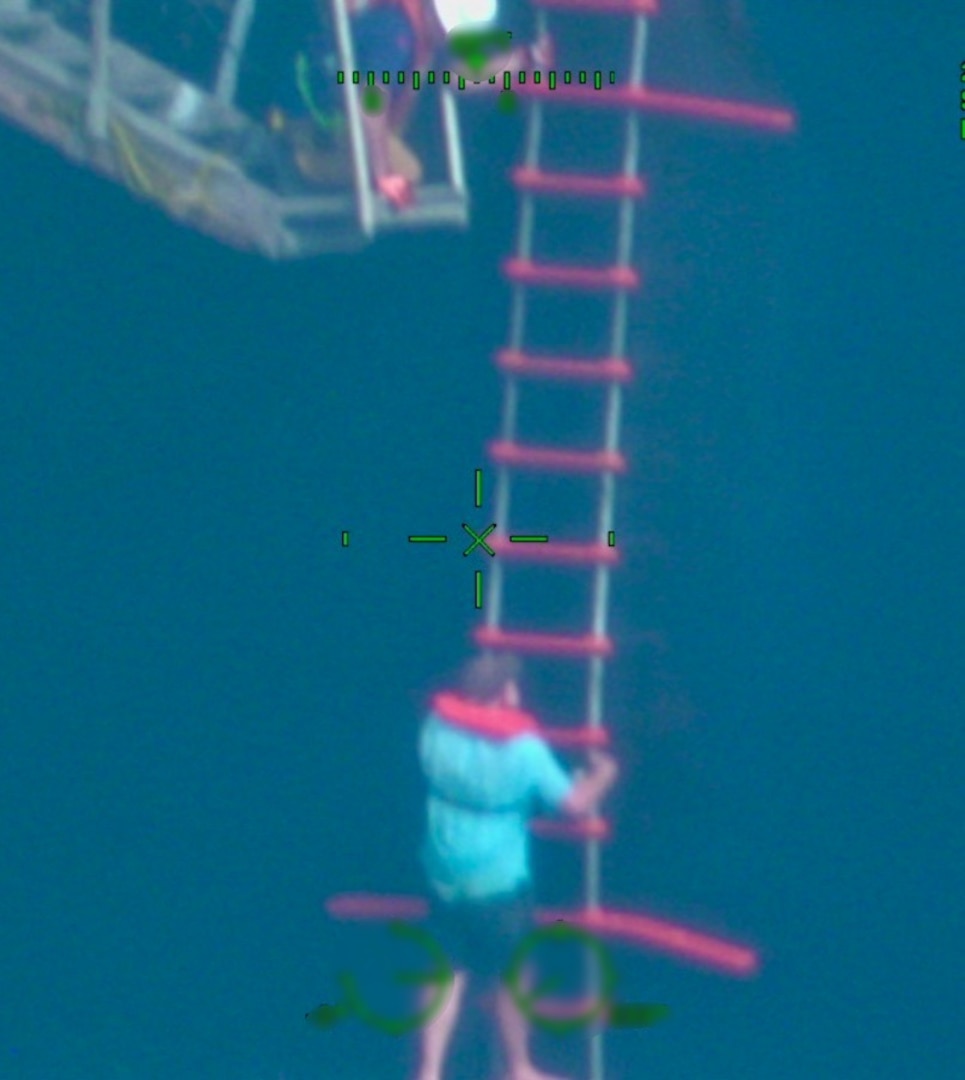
361,108,413,208
559,750,618,817
361,108,392,180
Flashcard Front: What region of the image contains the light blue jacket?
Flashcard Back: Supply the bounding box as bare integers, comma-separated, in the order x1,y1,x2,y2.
418,711,574,901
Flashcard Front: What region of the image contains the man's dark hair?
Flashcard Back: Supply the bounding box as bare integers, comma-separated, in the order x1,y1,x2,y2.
459,652,522,703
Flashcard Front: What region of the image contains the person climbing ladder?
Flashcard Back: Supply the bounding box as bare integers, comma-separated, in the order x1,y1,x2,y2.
414,652,619,1080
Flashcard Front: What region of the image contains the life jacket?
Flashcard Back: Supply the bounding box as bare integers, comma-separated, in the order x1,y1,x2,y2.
430,690,539,741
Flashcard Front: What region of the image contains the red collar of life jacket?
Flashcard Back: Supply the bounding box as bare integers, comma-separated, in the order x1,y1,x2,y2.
431,691,539,740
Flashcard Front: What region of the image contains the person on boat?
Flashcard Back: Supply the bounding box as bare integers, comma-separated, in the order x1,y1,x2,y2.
414,651,619,1080
348,0,553,208
345,0,437,208
433,0,554,90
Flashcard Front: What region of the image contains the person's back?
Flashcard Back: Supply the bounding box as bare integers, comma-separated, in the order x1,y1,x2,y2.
419,713,572,901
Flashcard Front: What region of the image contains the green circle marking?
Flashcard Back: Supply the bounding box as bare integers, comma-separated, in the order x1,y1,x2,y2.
332,921,454,1037
503,921,617,1036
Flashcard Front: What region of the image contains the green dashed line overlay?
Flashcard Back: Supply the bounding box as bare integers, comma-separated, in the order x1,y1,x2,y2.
338,69,616,92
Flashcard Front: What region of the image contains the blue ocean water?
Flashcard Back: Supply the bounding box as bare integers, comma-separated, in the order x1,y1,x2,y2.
0,3,961,1078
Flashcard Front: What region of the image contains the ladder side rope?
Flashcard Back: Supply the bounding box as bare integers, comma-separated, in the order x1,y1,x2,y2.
482,8,653,1080
584,14,650,1080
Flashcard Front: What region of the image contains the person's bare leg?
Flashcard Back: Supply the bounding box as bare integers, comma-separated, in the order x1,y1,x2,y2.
413,969,468,1080
360,106,413,206
361,108,393,181
495,966,568,1080
389,85,418,134
495,979,531,1077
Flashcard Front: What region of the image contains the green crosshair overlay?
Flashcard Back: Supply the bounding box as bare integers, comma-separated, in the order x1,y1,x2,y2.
406,468,557,611
341,469,614,610
461,521,496,557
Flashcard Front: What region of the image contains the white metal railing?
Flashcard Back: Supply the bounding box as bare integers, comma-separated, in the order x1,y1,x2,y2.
213,0,255,107
439,63,466,200
329,0,375,236
85,0,108,137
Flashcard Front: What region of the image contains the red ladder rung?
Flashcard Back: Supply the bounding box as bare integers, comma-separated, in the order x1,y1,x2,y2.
534,0,659,13
531,816,611,841
488,439,628,474
490,535,619,566
516,83,796,134
325,893,429,920
540,725,611,749
474,625,615,658
511,166,646,200
496,348,633,384
503,257,640,292
324,894,760,976
538,907,761,976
